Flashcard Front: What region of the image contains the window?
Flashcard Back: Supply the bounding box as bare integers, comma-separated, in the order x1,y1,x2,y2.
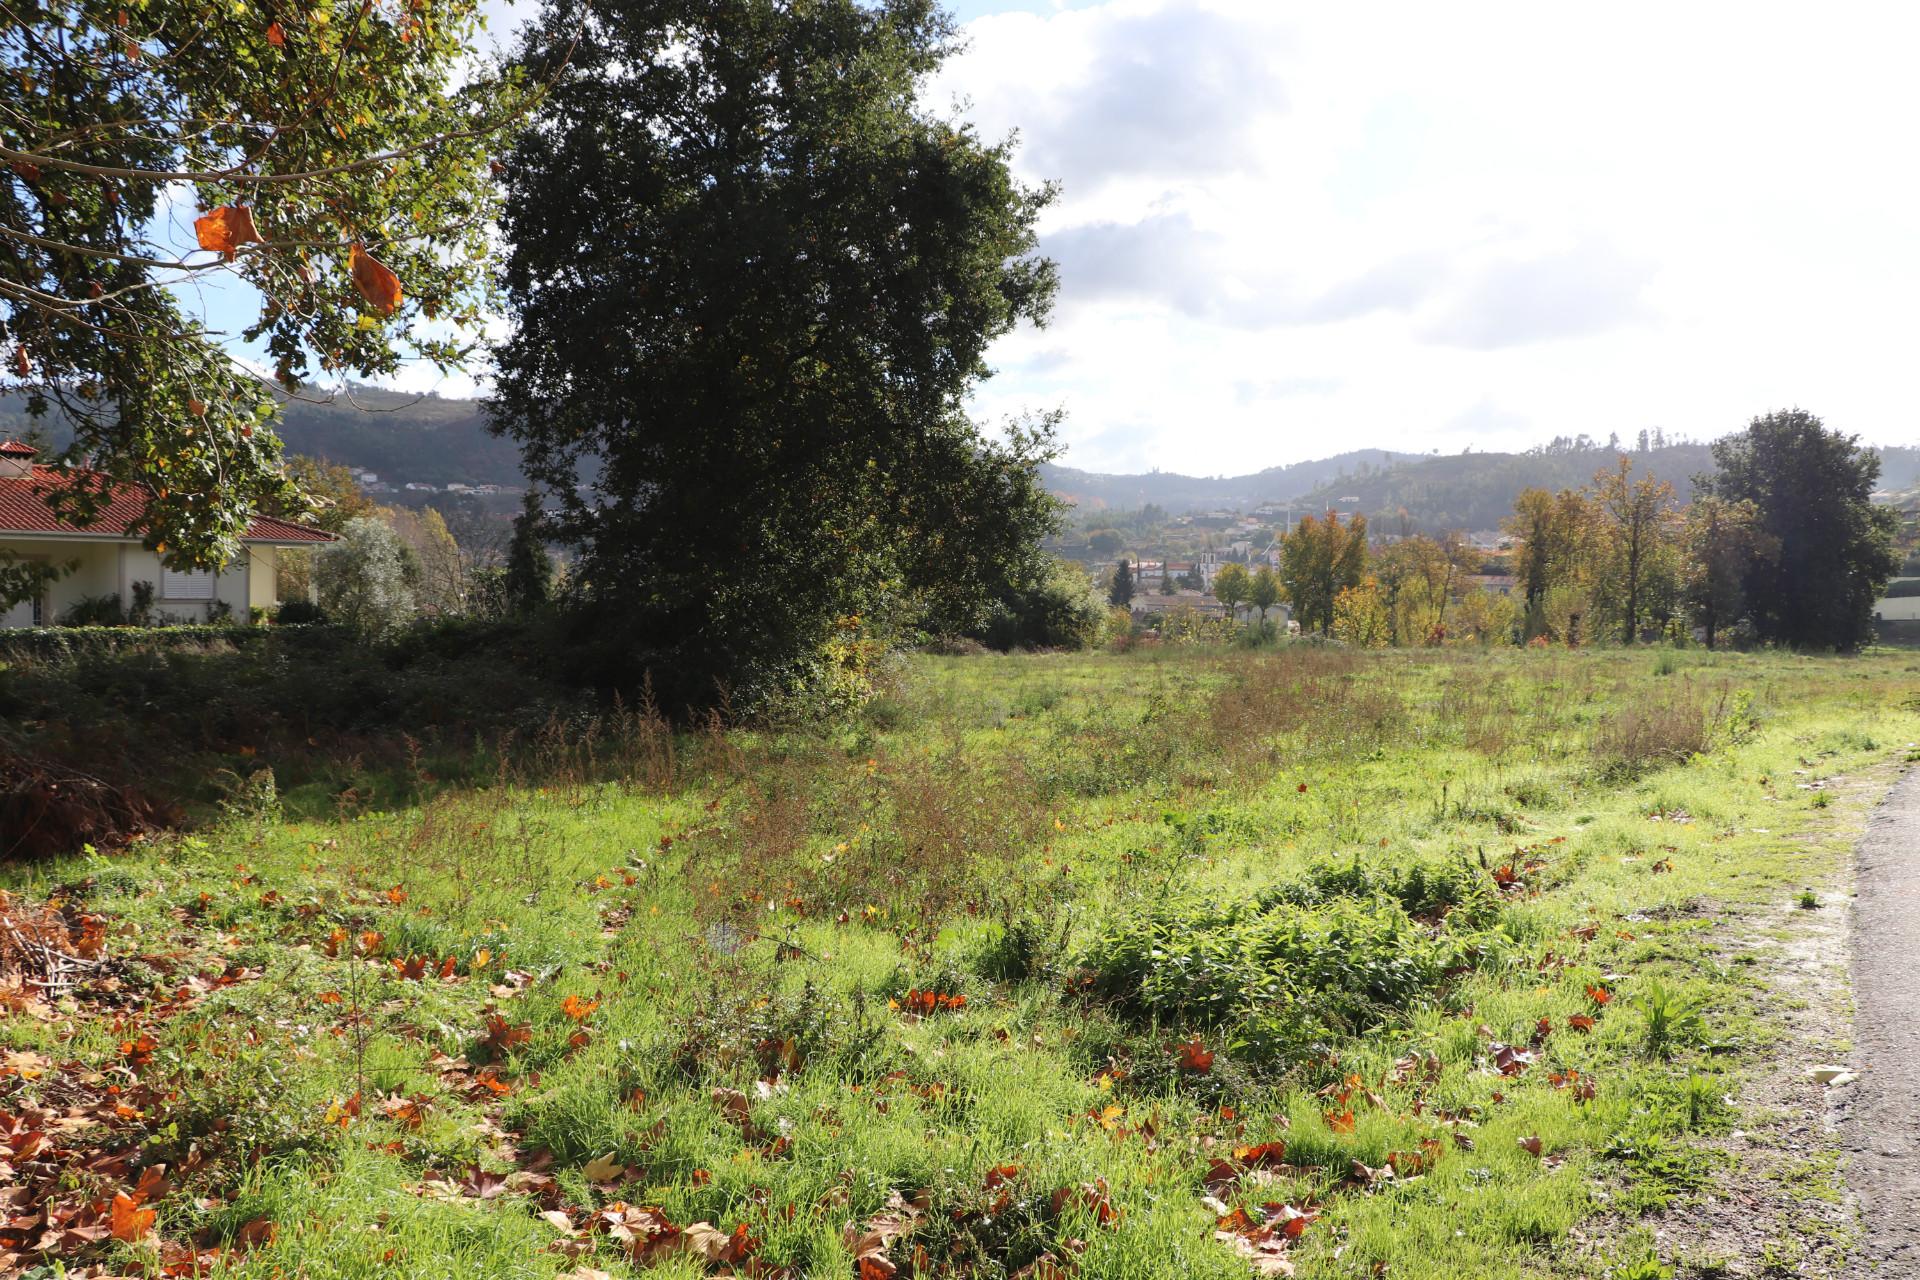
160,567,215,600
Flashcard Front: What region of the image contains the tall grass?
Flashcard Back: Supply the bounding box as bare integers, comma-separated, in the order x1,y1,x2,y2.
1591,678,1723,778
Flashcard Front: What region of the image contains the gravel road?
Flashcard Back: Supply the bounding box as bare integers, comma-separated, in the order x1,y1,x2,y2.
1851,765,1920,1276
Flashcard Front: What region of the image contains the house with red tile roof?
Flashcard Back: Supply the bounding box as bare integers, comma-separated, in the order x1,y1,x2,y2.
0,441,334,627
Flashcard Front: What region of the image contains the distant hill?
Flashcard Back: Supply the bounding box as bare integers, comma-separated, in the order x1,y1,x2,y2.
1040,450,1416,514
272,388,522,487
1,386,523,489
1057,442,1920,533
1292,443,1723,533
4,388,1913,533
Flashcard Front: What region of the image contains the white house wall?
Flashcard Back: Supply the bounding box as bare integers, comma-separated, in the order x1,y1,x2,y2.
1,538,278,626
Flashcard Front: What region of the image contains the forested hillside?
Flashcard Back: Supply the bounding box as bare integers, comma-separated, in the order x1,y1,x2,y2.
1294,442,1720,532
1,388,524,488
4,389,1912,533
1039,449,1415,512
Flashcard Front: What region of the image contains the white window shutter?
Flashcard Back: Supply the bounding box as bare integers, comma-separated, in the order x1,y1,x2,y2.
160,567,215,600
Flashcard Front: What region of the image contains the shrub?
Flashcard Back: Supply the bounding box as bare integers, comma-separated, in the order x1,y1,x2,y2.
59,593,127,626
0,624,290,666
315,515,417,635
1084,893,1472,1066
971,559,1107,652
273,597,327,626
1263,851,1501,925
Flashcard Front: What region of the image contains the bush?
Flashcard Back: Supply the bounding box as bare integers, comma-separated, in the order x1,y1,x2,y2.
314,515,416,635
1262,851,1501,925
274,598,327,625
0,618,614,819
1084,893,1474,1066
58,594,127,626
971,559,1107,652
0,624,294,667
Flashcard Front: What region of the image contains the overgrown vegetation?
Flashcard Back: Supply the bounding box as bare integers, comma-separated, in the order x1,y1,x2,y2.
2,644,1914,1278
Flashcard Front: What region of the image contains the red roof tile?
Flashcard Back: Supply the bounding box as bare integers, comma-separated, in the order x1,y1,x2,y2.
0,465,335,544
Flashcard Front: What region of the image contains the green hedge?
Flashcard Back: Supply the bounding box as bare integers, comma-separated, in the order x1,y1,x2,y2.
0,623,349,666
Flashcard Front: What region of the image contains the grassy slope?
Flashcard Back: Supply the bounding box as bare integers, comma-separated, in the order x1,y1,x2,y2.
4,646,1918,1279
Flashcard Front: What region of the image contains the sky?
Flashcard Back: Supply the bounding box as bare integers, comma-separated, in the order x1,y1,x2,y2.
210,0,1920,476
920,0,1920,473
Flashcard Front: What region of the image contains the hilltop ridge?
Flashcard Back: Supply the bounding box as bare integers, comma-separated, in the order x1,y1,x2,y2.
4,390,1913,533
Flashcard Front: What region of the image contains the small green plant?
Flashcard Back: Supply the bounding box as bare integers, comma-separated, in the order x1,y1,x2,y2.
1810,790,1831,808
1683,1073,1721,1130
1798,888,1820,909
1639,979,1706,1058
1614,1253,1675,1280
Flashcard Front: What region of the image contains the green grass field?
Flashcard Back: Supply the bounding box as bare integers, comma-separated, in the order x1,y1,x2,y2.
6,645,1919,1279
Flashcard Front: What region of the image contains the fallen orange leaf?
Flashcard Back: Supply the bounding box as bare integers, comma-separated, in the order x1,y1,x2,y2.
110,1192,156,1242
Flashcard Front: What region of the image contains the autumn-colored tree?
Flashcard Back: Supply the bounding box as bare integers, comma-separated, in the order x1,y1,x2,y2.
387,506,467,616
266,456,376,535
1504,488,1595,639
1372,535,1462,646
1281,512,1368,635
1682,495,1776,648
1452,583,1518,646
1590,456,1676,643
0,1,542,566
1331,577,1390,648
264,455,375,602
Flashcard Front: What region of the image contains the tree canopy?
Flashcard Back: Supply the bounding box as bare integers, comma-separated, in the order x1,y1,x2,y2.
1701,409,1898,650
1,0,532,565
1281,511,1367,635
490,0,1060,709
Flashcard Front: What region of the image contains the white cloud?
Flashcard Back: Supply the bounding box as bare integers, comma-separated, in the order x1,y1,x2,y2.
939,0,1920,473
1419,239,1654,350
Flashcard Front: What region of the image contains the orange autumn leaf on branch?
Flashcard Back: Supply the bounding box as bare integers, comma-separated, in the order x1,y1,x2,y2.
195,205,261,257
266,20,285,46
350,244,402,316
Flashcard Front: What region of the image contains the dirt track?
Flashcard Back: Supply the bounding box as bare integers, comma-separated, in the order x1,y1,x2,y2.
1850,765,1920,1276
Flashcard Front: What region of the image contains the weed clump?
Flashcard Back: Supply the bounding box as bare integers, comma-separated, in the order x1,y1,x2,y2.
1262,851,1503,926
1592,681,1719,778
1083,893,1477,1068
